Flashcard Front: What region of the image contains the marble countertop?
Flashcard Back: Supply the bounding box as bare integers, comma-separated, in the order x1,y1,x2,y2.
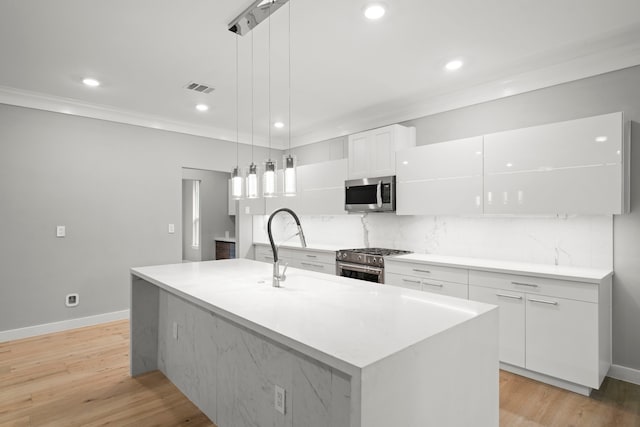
388,253,613,283
131,259,495,370
253,241,343,252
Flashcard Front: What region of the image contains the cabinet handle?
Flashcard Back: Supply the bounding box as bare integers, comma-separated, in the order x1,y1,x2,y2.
496,293,523,300
413,269,431,274
305,254,317,258
422,282,443,288
528,298,558,306
511,281,538,288
301,262,323,268
402,278,421,284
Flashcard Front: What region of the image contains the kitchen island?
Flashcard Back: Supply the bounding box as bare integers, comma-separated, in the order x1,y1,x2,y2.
130,259,498,427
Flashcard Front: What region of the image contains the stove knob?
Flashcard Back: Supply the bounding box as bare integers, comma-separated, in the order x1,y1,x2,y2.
358,255,362,261
342,253,348,259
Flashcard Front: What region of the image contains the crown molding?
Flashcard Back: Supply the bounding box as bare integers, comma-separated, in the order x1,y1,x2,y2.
0,85,284,149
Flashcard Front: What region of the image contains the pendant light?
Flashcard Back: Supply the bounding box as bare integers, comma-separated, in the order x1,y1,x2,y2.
263,0,277,198
283,0,297,197
246,30,260,199
231,34,244,199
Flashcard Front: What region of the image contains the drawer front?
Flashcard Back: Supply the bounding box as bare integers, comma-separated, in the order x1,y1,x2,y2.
385,260,468,284
421,279,468,299
468,270,598,303
254,245,273,263
292,259,335,274
385,273,421,290
291,249,336,265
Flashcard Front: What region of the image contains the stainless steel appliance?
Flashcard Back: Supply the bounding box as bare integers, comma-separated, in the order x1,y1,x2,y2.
336,248,411,284
345,176,396,213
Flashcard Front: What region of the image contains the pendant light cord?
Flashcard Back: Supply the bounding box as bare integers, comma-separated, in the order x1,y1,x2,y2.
288,0,292,156
235,34,239,169
251,30,254,164
268,1,272,162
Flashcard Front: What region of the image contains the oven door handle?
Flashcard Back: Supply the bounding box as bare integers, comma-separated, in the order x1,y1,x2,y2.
376,180,382,208
338,262,383,275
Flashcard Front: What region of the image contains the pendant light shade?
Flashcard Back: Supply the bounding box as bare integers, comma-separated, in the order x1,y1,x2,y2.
283,154,296,196
263,159,277,197
231,166,243,199
246,162,260,199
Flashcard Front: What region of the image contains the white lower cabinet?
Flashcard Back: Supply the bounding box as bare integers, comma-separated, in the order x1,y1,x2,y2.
253,244,335,275
526,294,599,388
468,270,610,392
468,286,525,368
384,260,469,299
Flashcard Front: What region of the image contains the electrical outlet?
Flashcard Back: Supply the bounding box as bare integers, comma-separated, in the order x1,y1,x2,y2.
274,385,285,415
56,225,66,237
172,322,178,340
65,293,79,307
168,223,175,234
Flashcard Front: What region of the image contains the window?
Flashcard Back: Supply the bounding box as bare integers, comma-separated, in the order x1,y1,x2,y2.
192,180,200,248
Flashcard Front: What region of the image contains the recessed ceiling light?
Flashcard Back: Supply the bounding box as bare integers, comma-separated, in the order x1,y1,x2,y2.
364,4,386,20
595,136,608,142
82,78,100,87
506,163,513,168
274,121,284,129
445,59,464,71
195,104,209,112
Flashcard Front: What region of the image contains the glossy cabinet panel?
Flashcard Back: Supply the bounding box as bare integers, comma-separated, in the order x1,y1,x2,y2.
265,159,347,216
396,136,483,215
484,112,624,214
347,124,416,179
385,259,469,299
469,286,525,367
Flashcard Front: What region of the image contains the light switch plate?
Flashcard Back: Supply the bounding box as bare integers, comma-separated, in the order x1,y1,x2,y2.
274,385,285,414
56,225,66,237
168,223,175,234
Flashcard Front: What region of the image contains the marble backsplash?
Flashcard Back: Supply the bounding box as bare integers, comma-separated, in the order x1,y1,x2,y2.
253,213,613,269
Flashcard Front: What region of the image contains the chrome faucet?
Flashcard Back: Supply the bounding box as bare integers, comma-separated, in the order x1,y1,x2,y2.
267,208,307,287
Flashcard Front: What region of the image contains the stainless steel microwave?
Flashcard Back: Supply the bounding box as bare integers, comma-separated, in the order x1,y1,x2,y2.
345,176,396,212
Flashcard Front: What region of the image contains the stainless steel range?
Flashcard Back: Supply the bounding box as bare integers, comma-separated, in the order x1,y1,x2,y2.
336,248,411,284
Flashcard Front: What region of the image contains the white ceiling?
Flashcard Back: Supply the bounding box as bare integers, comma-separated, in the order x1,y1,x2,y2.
2,0,640,149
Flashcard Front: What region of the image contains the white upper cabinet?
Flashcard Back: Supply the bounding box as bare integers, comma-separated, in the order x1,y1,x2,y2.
348,124,416,179
396,136,483,215
265,159,347,216
483,112,627,214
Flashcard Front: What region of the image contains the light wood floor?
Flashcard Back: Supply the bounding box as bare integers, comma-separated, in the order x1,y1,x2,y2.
1,320,639,427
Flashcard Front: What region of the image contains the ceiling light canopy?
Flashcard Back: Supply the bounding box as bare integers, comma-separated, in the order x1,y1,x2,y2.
228,0,288,36
82,78,100,87
445,59,464,71
364,4,386,20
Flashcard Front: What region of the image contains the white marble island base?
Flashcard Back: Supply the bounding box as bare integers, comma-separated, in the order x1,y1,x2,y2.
131,259,498,427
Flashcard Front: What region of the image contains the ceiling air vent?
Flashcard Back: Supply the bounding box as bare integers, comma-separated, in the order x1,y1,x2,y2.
184,81,215,94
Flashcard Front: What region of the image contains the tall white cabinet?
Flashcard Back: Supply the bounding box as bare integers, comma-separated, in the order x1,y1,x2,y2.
348,124,416,179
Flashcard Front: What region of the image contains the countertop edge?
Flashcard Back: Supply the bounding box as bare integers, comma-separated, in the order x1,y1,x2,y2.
385,255,613,283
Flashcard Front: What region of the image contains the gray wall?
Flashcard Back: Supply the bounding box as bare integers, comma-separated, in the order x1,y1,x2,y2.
0,104,271,331
182,168,235,261
293,65,640,371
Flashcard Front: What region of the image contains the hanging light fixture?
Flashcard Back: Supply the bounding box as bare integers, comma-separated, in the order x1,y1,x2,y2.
263,0,277,198
282,0,296,196
231,34,244,199
246,30,260,199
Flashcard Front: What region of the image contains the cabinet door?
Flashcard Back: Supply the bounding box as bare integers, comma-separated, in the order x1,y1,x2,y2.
484,112,623,214
297,159,347,215
348,131,371,179
396,136,483,215
369,127,395,177
526,294,599,388
469,286,525,367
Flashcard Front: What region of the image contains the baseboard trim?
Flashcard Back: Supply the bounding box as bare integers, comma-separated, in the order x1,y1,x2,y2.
0,310,130,343
608,364,640,386
500,363,592,396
